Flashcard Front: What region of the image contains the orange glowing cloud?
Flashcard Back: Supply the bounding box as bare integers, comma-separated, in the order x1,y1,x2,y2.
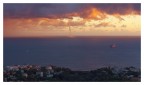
82,7,106,20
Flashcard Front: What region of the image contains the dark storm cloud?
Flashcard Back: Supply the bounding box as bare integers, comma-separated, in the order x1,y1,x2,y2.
4,3,141,19
4,3,83,18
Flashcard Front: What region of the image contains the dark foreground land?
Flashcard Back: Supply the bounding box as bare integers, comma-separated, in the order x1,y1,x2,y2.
4,65,140,82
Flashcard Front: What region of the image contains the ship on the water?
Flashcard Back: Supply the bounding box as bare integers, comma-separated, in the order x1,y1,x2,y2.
111,44,117,48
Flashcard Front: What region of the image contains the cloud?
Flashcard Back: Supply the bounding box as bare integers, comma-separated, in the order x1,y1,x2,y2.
4,3,141,19
4,17,86,31
90,3,141,15
121,25,127,28
4,3,141,37
113,14,125,21
94,22,116,28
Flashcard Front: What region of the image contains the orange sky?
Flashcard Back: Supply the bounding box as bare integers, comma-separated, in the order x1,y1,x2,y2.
4,4,141,37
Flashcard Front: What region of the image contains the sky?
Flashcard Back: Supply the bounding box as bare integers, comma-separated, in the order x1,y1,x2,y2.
3,3,141,37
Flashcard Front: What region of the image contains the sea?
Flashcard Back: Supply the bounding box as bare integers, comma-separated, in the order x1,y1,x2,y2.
4,36,141,71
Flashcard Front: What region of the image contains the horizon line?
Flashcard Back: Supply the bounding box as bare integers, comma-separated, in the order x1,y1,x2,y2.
4,35,141,38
